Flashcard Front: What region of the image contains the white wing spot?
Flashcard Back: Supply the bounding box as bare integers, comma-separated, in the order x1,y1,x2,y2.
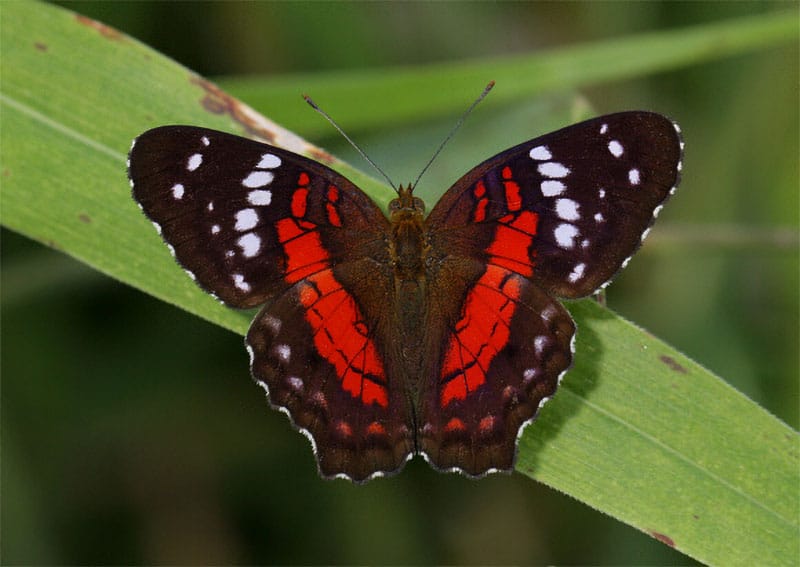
183,268,197,281
541,180,566,197
263,315,282,334
540,304,557,322
171,183,185,200
211,224,220,235
274,344,291,363
235,208,259,231
288,376,304,391
529,145,552,161
207,202,214,212
523,368,539,384
257,153,282,169
186,153,203,171
534,335,549,355
554,223,579,249
538,162,570,178
629,168,641,185
599,188,606,199
151,221,162,235
600,123,609,134
555,198,580,221
225,250,234,258
608,140,624,158
242,171,274,188
237,232,261,258
568,262,586,283
594,212,605,223
233,273,251,292
166,243,175,256
653,204,664,218
247,189,272,206
641,227,652,242
582,238,590,248
201,136,210,146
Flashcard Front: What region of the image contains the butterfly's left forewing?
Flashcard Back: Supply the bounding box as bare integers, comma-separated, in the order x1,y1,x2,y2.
419,112,683,475
129,126,414,482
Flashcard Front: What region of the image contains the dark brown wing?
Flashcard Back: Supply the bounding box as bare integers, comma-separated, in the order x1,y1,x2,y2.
417,112,682,474
129,126,414,481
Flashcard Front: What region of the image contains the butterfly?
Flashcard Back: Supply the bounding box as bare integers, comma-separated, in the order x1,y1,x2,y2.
127,110,683,482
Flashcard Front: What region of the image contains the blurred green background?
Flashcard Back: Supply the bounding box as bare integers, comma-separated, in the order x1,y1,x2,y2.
2,2,797,564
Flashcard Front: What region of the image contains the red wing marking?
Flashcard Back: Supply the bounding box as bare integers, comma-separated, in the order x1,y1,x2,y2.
444,417,467,432
335,421,353,438
473,180,489,222
276,173,388,408
501,166,522,211
326,184,343,227
367,421,386,436
275,218,329,283
298,270,388,408
478,415,496,433
291,187,309,218
485,211,538,277
440,265,522,406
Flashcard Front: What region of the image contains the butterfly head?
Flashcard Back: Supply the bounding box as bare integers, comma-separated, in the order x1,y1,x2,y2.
388,185,425,221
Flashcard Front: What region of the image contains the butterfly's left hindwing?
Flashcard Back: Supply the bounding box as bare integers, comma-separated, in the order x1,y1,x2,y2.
129,126,415,482
417,269,575,475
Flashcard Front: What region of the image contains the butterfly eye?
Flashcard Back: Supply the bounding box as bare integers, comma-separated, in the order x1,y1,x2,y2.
412,197,426,214
388,199,402,213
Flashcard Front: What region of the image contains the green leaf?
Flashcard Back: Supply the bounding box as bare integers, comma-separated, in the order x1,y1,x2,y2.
522,300,799,565
218,9,798,138
1,3,797,565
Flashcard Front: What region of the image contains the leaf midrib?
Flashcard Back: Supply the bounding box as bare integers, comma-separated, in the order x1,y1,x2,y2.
563,387,795,528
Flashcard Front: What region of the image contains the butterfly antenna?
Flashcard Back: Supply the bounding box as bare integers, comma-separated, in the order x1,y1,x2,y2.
303,94,398,192
412,80,495,190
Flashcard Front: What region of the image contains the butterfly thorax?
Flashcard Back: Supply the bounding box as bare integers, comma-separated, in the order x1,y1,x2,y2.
388,185,427,282
387,185,431,376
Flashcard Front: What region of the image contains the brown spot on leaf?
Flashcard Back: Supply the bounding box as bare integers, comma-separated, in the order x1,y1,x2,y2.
75,14,124,41
34,42,48,52
190,76,277,143
308,146,335,165
649,531,675,547
78,213,92,224
660,355,687,374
